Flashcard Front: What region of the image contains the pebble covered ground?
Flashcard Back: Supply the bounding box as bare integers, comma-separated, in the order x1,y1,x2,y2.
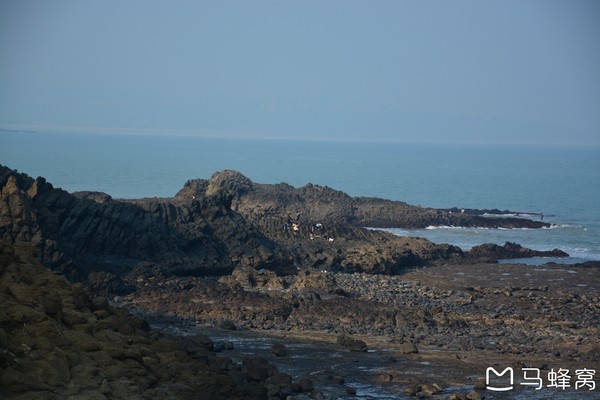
127,261,600,399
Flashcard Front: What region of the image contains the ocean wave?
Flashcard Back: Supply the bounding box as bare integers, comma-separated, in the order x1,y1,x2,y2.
558,247,600,261
497,227,533,231
542,223,584,230
424,225,487,230
481,212,549,218
371,224,586,232
376,227,600,262
426,225,538,231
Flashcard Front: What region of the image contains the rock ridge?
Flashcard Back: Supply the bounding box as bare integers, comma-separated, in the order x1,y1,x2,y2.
0,165,563,289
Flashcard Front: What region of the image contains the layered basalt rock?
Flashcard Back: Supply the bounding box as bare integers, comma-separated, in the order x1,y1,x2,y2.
177,169,550,230
0,165,560,288
0,166,280,282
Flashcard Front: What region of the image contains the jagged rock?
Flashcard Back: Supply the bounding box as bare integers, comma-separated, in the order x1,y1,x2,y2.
265,372,293,398
467,242,568,261
473,377,486,390
336,334,368,352
183,333,214,356
292,269,345,295
399,341,419,354
420,383,443,395
72,191,113,203
0,165,280,281
271,343,288,357
296,376,314,392
405,384,419,396
0,241,278,399
0,165,559,293
466,390,484,400
229,266,286,290
242,355,279,382
219,320,238,330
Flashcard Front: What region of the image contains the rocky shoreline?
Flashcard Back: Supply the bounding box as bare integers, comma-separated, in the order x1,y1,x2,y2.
124,260,599,399
1,165,596,399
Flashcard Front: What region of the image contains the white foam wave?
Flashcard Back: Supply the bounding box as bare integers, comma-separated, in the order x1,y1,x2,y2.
542,223,583,230
426,225,456,230
498,227,533,231
482,213,520,218
426,225,538,231
425,225,494,230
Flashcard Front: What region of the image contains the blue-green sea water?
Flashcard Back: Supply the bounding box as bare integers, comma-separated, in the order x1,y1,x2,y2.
1,130,599,263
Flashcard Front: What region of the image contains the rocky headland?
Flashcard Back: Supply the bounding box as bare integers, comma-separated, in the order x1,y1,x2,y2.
0,166,561,284
1,164,596,399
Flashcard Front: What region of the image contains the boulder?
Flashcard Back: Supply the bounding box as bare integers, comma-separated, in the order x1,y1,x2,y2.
292,270,344,294
296,376,314,392
336,334,368,352
271,343,288,357
399,341,419,354
242,356,279,382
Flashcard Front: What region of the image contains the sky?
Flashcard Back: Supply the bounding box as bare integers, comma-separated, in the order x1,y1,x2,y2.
1,0,599,145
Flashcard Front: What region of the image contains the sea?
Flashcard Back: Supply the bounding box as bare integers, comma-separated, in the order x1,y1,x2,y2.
1,129,599,265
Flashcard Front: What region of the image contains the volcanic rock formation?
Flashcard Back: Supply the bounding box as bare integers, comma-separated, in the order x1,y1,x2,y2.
0,165,561,292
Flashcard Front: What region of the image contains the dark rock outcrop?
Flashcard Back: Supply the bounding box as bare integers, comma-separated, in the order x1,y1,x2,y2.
0,165,466,283
0,242,282,400
0,165,281,281
0,165,556,288
177,169,550,230
467,242,569,261
132,262,600,365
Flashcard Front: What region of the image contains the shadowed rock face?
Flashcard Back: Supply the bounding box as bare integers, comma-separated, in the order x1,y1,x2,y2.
0,165,559,287
0,242,294,400
0,166,281,281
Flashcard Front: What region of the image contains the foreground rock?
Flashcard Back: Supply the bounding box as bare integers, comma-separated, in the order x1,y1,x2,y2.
0,242,308,400
127,260,599,398
127,261,600,363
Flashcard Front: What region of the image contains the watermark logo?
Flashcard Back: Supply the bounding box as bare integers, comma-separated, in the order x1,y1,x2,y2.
486,367,513,391
486,367,596,392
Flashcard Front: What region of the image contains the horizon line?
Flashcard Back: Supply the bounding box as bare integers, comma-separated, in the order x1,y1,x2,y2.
1,122,598,148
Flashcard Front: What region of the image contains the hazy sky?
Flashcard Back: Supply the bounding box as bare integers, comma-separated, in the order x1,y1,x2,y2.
1,0,599,145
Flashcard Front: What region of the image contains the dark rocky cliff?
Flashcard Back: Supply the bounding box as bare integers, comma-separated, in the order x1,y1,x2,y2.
177,169,549,230
0,165,560,289
0,166,279,281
